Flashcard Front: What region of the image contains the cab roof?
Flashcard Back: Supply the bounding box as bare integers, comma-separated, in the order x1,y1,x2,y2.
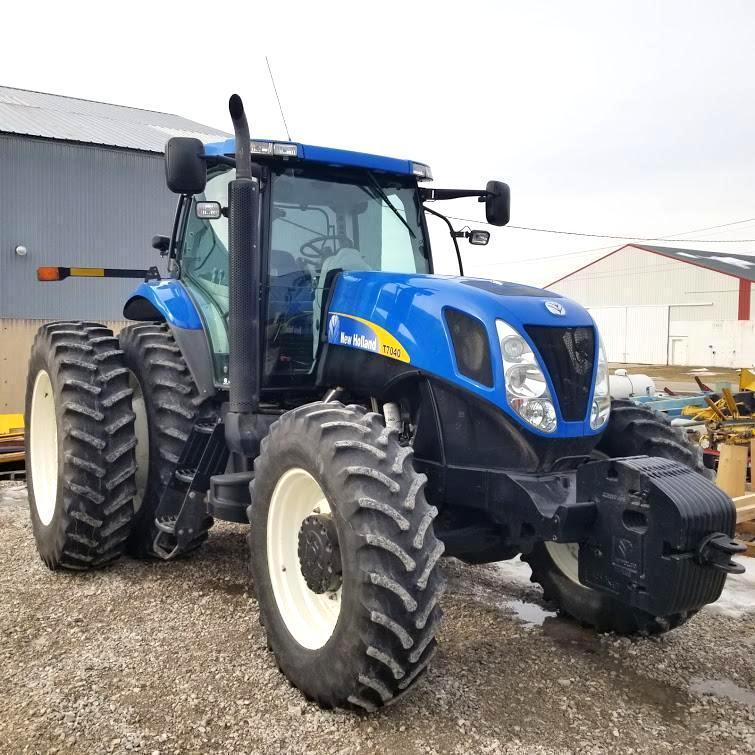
203,138,432,180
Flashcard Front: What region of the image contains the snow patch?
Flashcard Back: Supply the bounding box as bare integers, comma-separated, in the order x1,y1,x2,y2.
490,556,534,590
707,557,755,617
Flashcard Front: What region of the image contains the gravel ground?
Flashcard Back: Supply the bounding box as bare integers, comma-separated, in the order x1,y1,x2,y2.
3,480,755,754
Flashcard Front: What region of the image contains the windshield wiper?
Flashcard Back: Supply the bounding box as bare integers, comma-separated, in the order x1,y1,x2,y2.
363,172,416,239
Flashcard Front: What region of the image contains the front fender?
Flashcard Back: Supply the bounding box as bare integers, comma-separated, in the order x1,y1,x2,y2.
123,279,203,330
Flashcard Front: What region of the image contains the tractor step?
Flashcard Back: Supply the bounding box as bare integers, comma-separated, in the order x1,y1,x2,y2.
155,516,178,534
195,419,216,435
208,471,254,523
152,417,229,560
175,467,196,484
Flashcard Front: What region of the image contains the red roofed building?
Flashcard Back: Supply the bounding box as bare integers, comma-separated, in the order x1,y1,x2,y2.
547,244,755,367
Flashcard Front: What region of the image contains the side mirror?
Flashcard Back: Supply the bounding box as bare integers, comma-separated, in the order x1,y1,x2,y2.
485,180,510,226
468,230,490,246
165,137,207,195
152,234,170,253
196,201,222,219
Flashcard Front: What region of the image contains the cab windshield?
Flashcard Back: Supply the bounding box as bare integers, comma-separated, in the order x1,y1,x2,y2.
180,164,430,387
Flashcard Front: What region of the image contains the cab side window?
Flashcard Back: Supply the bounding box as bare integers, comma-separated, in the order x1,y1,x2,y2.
182,169,233,295
180,168,234,383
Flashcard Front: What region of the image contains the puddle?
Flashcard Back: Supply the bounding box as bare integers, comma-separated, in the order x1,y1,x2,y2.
201,579,249,598
218,581,248,596
611,672,690,723
542,616,602,651
503,599,557,628
690,677,755,707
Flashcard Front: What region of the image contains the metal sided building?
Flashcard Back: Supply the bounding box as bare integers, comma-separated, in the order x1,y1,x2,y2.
0,86,228,412
548,244,755,367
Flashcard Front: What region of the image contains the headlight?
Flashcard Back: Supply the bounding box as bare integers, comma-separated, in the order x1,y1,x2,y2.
591,337,611,430
506,364,548,399
496,320,557,433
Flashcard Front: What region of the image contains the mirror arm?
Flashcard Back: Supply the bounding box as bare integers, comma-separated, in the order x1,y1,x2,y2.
423,204,464,277
205,154,236,168
419,187,488,202
166,194,189,274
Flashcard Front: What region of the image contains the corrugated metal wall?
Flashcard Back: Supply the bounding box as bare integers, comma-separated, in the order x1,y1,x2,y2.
1,319,129,412
587,305,669,363
551,246,739,322
0,133,176,319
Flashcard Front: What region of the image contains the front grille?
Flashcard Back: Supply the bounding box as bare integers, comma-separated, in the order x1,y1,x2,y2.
525,326,595,421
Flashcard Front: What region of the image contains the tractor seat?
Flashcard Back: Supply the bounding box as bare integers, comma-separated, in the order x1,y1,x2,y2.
270,249,304,278
268,249,314,318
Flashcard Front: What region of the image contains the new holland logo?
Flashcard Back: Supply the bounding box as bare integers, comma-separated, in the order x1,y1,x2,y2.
544,301,566,317
327,314,340,342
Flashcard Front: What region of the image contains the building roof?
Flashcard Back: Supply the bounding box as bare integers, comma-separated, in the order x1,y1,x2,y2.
630,244,755,280
549,243,755,286
0,85,229,153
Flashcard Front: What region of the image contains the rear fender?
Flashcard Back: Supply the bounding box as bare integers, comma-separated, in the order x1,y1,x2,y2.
123,279,203,330
123,280,216,400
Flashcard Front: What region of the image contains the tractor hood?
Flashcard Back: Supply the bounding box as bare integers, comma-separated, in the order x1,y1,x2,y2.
325,271,600,439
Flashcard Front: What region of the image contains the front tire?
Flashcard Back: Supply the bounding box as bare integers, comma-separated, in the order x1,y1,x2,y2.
250,401,446,711
25,322,137,570
523,399,705,635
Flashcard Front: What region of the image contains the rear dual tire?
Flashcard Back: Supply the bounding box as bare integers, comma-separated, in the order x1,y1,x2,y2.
119,322,212,558
250,401,446,711
25,322,138,570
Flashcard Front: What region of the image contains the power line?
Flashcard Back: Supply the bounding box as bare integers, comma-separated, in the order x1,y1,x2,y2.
663,217,755,238
487,243,619,266
481,217,755,266
445,215,755,243
265,56,292,141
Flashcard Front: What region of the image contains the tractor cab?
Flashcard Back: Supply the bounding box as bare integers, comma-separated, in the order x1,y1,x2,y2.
177,146,432,390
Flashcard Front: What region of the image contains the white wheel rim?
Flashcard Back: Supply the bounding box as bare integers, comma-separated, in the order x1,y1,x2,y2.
545,542,581,585
30,370,59,526
267,468,342,649
129,372,149,513
546,450,608,587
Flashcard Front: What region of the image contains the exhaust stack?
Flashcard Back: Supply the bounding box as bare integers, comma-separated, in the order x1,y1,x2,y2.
225,94,264,455
229,94,252,180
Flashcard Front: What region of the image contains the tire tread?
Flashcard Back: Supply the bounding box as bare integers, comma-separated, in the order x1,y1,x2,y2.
119,322,213,558
251,401,445,711
25,321,137,570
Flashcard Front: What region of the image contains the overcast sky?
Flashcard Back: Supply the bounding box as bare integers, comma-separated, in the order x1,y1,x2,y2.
3,0,754,285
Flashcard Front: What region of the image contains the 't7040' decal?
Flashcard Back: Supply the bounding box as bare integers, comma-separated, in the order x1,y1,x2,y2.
327,313,410,363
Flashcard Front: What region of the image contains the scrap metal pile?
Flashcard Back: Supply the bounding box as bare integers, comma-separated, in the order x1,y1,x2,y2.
676,371,755,468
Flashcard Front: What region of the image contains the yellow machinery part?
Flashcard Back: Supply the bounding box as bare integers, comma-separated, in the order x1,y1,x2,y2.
722,387,741,418
740,368,755,392
0,414,24,437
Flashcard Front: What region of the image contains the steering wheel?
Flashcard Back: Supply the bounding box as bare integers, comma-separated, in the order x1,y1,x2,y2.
299,234,354,260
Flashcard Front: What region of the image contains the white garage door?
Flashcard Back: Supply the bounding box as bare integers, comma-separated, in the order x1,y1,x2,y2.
588,306,669,364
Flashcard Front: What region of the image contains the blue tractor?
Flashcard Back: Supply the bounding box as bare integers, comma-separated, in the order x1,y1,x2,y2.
26,95,744,711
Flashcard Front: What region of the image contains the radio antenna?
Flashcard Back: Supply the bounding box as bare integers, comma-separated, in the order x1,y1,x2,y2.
265,56,292,141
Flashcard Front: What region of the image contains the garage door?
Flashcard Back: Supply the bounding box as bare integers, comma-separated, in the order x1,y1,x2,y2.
588,306,669,364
